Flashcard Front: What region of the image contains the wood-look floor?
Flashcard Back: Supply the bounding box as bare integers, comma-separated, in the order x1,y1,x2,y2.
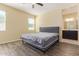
0,40,79,56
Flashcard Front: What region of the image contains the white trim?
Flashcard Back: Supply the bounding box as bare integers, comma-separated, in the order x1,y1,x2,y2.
0,39,21,45
60,39,79,45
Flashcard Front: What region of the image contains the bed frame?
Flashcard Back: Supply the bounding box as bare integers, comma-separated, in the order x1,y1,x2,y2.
22,27,59,52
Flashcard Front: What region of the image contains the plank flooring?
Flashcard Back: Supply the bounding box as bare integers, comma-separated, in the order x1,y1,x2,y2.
0,40,79,56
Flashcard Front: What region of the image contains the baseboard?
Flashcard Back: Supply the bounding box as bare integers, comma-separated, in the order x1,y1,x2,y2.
60,39,79,45
0,39,21,45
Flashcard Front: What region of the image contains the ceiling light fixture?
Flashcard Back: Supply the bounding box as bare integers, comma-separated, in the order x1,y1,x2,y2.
32,3,44,8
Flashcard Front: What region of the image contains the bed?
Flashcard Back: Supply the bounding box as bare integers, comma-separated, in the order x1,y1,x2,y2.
21,27,59,51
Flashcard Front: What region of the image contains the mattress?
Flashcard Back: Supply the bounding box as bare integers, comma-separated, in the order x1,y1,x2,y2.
21,32,58,44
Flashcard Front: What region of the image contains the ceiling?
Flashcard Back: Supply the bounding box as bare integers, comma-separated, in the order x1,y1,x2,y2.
4,3,78,15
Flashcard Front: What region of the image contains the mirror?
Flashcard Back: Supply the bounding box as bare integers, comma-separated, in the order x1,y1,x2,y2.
63,13,78,29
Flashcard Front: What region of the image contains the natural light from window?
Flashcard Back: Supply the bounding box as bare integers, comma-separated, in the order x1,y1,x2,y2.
28,17,34,30
0,11,6,31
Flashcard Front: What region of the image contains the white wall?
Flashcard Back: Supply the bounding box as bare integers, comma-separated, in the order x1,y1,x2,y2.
36,9,63,31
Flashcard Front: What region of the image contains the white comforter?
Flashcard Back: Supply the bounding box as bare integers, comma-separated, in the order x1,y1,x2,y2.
21,32,58,44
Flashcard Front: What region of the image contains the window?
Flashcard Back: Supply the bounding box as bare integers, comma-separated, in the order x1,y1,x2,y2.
28,17,35,30
0,11,6,31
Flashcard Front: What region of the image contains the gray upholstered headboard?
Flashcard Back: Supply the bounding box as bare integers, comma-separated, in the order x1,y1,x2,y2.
40,27,59,33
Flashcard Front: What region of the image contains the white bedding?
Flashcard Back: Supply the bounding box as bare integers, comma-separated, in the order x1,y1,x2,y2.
21,32,58,44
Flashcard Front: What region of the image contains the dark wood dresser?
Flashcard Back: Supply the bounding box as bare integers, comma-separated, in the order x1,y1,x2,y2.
62,30,78,40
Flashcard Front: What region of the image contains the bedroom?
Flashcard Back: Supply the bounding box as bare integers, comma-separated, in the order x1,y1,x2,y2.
0,3,78,56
